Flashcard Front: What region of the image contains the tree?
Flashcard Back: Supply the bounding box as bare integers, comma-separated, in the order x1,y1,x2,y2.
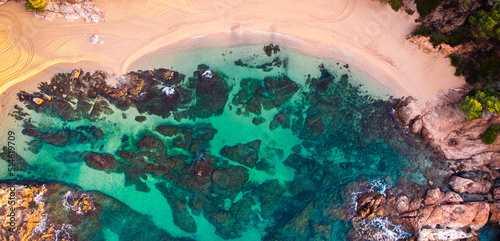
469,5,500,40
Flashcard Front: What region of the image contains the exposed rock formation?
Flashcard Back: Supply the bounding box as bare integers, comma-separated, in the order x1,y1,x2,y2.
353,88,500,240
32,0,107,22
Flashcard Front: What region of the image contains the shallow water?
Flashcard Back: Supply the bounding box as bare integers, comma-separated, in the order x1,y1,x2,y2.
1,45,447,240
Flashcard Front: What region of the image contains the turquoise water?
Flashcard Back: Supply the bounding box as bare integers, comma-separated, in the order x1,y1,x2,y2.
1,45,445,240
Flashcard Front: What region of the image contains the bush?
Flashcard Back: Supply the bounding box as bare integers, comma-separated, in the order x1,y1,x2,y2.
459,87,500,120
413,25,433,37
380,0,404,11
459,96,483,120
482,125,500,144
416,0,443,18
469,5,500,40
25,0,46,14
430,31,445,46
449,54,465,76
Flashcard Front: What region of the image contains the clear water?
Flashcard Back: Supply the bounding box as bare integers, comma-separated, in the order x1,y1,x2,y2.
1,45,453,240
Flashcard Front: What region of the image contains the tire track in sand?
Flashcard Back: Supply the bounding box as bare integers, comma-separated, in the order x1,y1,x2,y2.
0,12,34,80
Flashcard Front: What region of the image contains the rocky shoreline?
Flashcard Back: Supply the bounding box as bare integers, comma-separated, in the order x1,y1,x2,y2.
352,88,500,240
0,0,106,22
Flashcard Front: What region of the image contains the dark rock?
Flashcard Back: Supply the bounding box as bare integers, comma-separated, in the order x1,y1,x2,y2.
263,43,280,57
27,140,43,154
136,135,164,150
252,116,266,125
211,166,249,194
220,140,261,168
135,116,147,122
84,152,117,171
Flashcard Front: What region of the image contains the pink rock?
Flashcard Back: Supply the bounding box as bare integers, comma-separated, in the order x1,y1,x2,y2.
424,188,444,205
420,202,489,230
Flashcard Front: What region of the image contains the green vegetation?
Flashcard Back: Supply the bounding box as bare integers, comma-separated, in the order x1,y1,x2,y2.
380,0,404,11
412,25,432,37
459,87,500,120
415,0,444,18
25,0,46,14
460,96,483,120
449,54,465,76
482,124,500,144
469,5,500,40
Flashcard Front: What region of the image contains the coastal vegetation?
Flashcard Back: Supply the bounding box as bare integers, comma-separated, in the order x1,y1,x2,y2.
482,124,500,144
459,86,500,119
25,0,46,13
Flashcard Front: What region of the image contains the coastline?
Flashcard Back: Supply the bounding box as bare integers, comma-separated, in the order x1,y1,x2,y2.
0,0,464,105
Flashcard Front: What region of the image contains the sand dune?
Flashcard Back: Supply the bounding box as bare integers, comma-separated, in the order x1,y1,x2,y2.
0,0,464,112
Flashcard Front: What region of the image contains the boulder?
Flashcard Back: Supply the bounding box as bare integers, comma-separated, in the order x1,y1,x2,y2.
424,188,444,205
419,202,489,230
449,172,493,194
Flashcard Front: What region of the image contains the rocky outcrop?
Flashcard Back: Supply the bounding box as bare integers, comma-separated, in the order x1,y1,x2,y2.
354,185,491,240
32,0,107,22
354,88,500,240
394,88,500,168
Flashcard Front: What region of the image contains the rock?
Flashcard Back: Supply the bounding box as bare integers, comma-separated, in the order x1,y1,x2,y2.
90,34,103,44
263,43,280,57
252,116,266,125
418,228,473,241
494,179,500,200
442,191,463,203
211,166,249,194
136,135,164,150
419,202,489,230
219,140,261,168
395,195,410,213
490,202,500,227
84,152,117,171
135,116,147,122
449,171,493,194
35,0,107,22
424,188,444,205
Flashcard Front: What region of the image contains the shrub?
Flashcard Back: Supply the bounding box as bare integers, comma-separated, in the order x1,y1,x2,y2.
415,0,443,18
469,5,500,40
459,96,483,120
25,0,46,14
380,0,404,11
449,54,465,76
482,125,500,144
430,31,445,46
413,25,433,37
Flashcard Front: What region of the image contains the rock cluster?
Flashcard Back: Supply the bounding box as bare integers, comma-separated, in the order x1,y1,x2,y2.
353,88,500,240
0,182,191,240
32,0,107,22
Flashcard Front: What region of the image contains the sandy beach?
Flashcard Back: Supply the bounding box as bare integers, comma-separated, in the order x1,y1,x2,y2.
0,0,464,117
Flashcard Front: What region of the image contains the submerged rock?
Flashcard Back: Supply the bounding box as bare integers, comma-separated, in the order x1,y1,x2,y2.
219,140,261,168
84,152,117,171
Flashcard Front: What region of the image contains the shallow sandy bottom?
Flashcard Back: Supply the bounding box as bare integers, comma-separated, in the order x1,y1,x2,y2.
0,0,464,118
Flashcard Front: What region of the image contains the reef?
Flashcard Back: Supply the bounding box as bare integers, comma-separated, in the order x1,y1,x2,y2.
2,57,447,240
